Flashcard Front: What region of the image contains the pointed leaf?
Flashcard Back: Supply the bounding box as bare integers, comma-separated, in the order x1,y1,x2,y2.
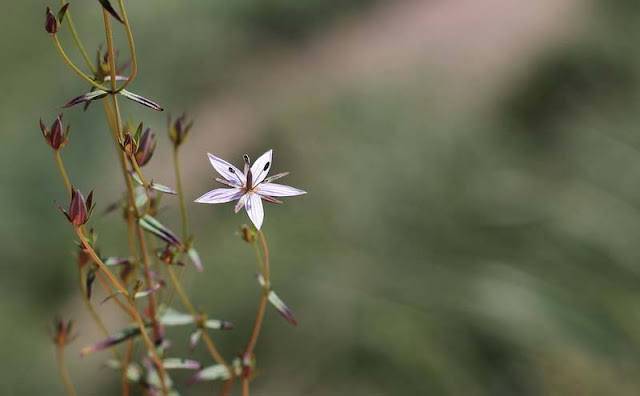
119,89,164,111
188,364,231,384
98,0,124,23
204,319,233,330
189,330,202,351
130,171,144,186
149,182,177,195
187,245,203,271
139,214,182,248
104,257,130,266
81,325,141,355
163,358,202,370
57,3,70,23
134,284,161,299
62,90,108,108
257,273,297,325
159,308,195,326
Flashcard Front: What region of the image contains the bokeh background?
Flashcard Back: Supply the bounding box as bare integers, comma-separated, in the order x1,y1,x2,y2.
4,0,640,394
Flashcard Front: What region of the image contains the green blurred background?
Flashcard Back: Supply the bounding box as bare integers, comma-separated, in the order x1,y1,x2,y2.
4,0,640,394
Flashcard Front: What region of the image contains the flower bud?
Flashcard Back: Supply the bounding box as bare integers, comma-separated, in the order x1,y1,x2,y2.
240,225,256,243
51,317,76,347
122,132,137,156
58,188,95,226
45,7,58,34
134,128,156,166
39,115,69,150
44,3,68,35
169,114,193,147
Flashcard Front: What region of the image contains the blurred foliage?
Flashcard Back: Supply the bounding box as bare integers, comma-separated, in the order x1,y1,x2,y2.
4,0,640,395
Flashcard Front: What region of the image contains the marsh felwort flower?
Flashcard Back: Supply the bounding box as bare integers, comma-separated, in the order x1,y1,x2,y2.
195,150,306,230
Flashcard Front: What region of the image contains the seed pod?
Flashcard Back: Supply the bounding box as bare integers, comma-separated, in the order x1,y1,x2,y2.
134,128,156,166
39,115,70,150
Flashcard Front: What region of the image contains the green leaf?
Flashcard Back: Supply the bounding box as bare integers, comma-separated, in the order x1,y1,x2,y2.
149,182,177,195
159,308,195,326
257,274,297,325
187,245,203,271
188,364,231,384
81,325,141,355
119,89,164,111
163,358,201,370
139,214,182,248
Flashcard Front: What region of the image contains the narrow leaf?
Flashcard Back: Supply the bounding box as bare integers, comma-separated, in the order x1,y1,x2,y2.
119,89,164,111
98,0,124,23
149,182,177,195
187,245,203,272
257,273,297,325
159,308,195,326
163,358,202,370
134,284,161,299
81,325,141,355
189,330,202,351
103,360,143,382
188,364,230,384
204,319,233,330
139,214,182,248
57,3,70,23
103,257,130,266
62,90,108,108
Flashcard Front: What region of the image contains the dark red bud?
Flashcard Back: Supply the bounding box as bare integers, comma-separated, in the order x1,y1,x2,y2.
169,114,193,147
134,128,155,166
40,115,69,150
45,7,58,34
69,189,88,226
122,132,137,155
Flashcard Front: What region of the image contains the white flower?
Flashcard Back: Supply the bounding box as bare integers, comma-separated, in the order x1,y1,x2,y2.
195,149,306,230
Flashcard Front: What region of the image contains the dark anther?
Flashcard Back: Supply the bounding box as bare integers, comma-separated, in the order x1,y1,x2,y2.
229,167,235,173
263,162,270,171
243,154,250,164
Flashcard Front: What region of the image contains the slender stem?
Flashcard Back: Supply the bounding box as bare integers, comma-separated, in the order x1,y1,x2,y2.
96,271,131,317
56,346,76,396
135,225,163,343
122,338,134,396
242,229,272,394
220,378,235,396
78,227,168,393
51,36,107,91
58,0,96,75
173,147,189,240
257,231,270,286
242,377,249,396
78,267,120,360
53,150,72,197
115,0,137,92
128,154,152,214
76,228,128,297
165,264,230,371
244,294,267,364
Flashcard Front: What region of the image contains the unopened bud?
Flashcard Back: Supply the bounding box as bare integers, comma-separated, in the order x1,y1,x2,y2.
58,188,95,226
168,114,193,147
122,132,137,155
51,317,76,347
240,225,256,243
134,128,156,166
45,7,58,34
39,115,69,150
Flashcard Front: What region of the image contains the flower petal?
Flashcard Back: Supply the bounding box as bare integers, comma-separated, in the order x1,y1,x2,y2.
207,153,245,186
257,183,306,197
234,195,247,214
250,149,272,185
194,188,242,204
245,193,264,230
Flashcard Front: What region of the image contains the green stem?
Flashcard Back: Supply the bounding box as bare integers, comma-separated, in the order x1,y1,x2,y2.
53,150,71,197
173,147,189,240
58,0,96,75
51,35,107,91
56,346,76,396
115,0,137,92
